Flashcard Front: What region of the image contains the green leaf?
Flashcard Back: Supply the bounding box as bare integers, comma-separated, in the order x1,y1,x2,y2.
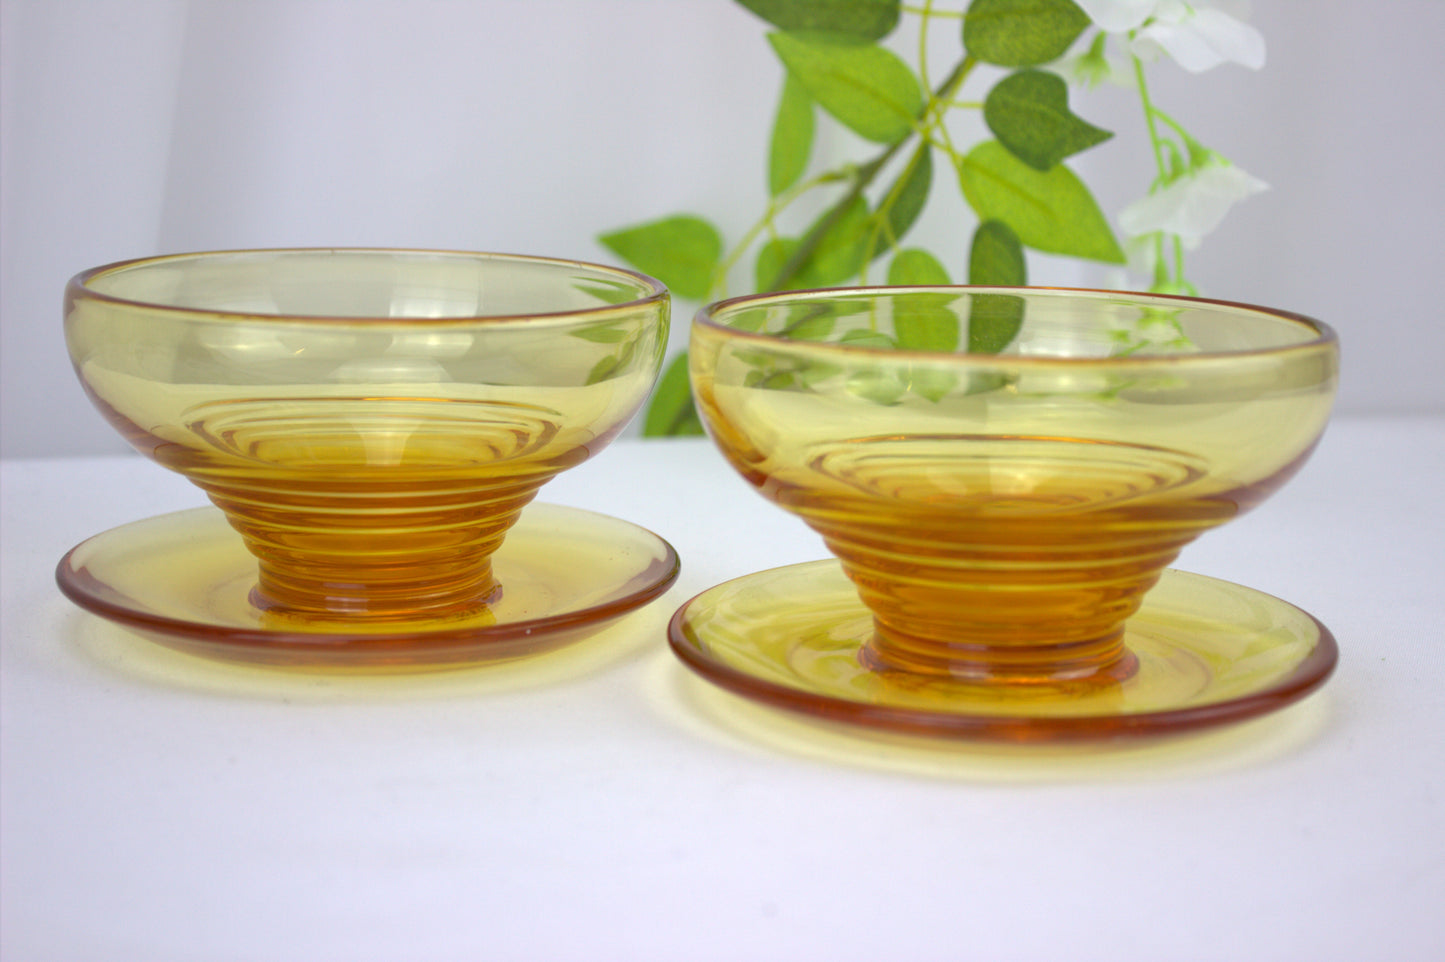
963,0,1090,67
572,279,642,305
968,293,1025,354
769,74,815,196
846,368,907,405
965,218,1028,360
984,69,1112,170
571,325,629,344
957,140,1125,263
755,237,801,291
599,215,722,300
893,291,964,400
745,367,802,391
907,368,958,401
642,352,705,436
967,219,1027,356
888,254,961,357
735,0,901,42
797,194,872,286
887,248,951,285
896,303,960,353
839,328,896,348
968,219,1026,286
876,145,932,255
759,196,873,291
781,302,838,340
585,336,638,385
768,32,922,144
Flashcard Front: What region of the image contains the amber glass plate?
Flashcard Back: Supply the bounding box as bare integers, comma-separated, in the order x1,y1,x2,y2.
669,561,1336,741
59,504,679,671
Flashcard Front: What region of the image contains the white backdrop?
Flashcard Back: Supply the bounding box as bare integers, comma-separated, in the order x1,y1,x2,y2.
4,0,1443,458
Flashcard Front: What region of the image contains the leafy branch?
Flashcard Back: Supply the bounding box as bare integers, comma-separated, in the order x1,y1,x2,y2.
600,0,1268,434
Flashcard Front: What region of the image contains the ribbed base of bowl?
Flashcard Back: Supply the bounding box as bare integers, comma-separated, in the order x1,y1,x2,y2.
773,435,1237,685
151,394,592,623
194,470,554,623
821,518,1195,684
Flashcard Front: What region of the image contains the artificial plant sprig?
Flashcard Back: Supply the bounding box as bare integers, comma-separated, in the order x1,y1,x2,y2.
600,0,1268,435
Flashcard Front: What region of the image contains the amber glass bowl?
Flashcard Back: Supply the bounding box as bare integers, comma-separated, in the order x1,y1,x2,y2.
64,249,670,632
677,287,1339,738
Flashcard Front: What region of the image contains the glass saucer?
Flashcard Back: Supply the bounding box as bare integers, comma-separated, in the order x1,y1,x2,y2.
58,504,679,671
668,561,1337,741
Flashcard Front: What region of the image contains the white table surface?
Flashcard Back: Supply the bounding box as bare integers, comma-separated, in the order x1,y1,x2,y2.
3,415,1443,961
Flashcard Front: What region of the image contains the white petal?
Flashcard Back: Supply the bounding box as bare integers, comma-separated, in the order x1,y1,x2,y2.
1071,0,1159,32
1131,8,1266,72
1119,164,1268,244
1123,233,1160,276
1150,0,1192,22
1184,8,1265,68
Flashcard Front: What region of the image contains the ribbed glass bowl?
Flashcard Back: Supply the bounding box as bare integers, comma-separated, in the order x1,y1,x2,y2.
674,286,1339,738
63,249,670,629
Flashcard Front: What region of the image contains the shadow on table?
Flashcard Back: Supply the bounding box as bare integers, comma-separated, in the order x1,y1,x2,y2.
61,591,680,703
646,654,1335,784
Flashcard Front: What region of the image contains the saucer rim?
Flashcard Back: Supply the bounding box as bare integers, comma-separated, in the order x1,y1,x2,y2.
57,503,680,655
667,561,1338,742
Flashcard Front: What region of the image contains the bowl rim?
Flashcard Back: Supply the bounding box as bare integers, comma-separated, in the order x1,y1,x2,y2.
67,248,669,325
693,285,1338,364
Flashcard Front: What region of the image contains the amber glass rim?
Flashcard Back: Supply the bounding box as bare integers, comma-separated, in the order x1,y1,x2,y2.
67,248,668,325
694,285,1337,364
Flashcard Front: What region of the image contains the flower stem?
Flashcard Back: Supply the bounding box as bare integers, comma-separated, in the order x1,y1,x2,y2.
1131,53,1167,177
1172,235,1189,294
1131,50,1177,288
709,170,841,300
861,138,933,275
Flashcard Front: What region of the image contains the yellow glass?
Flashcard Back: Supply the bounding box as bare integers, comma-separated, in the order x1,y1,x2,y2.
59,505,678,671
61,249,674,665
678,287,1339,738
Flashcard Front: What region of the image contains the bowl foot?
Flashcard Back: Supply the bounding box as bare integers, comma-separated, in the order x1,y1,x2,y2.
198,473,544,623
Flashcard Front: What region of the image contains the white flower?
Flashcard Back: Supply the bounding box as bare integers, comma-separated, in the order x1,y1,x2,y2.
1119,157,1268,246
1073,0,1265,73
1073,0,1158,32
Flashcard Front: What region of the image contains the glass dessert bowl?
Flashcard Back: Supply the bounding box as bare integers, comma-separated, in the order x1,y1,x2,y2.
59,249,677,669
672,287,1340,739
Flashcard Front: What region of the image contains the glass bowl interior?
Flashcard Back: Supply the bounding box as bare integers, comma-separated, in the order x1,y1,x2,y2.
688,286,1340,507
63,249,672,466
